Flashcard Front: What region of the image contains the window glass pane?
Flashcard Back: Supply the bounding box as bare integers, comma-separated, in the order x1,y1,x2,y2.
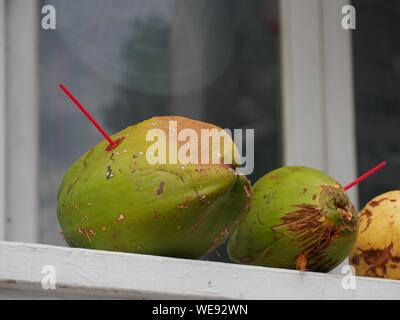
39,0,281,261
353,0,400,207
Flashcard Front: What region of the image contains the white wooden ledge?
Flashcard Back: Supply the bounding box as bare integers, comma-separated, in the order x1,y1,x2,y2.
0,241,399,300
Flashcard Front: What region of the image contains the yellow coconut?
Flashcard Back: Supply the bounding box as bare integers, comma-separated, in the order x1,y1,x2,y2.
349,191,400,280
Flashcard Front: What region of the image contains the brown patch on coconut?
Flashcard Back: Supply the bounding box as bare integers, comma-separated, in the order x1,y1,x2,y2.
361,208,372,219
360,209,373,232
156,182,165,195
296,252,308,271
338,208,353,222
391,256,400,263
154,116,239,169
244,183,252,199
272,202,355,271
350,254,360,266
369,198,388,208
358,244,393,276
78,227,96,242
208,227,230,253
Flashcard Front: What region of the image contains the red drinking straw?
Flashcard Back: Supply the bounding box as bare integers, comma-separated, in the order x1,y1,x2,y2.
59,83,118,149
343,161,387,191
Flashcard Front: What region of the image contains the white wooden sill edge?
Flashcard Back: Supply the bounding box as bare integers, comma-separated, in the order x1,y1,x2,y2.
0,241,399,300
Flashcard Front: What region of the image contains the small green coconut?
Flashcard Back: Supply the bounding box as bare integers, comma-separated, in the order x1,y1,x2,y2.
58,116,251,258
227,166,358,272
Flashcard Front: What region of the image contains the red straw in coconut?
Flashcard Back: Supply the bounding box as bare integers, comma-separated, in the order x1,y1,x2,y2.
343,161,387,191
59,83,120,150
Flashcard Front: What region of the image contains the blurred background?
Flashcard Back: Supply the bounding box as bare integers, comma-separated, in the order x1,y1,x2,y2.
0,0,399,265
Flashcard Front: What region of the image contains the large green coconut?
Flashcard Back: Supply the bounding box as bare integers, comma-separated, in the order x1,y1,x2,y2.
58,116,251,258
227,166,358,272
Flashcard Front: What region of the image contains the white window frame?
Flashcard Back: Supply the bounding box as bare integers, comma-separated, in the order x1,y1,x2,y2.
1,0,389,299
280,0,358,204
0,0,6,241
0,0,39,242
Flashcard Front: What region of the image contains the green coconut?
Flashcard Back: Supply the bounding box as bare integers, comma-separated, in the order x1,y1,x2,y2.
57,116,251,258
227,166,358,272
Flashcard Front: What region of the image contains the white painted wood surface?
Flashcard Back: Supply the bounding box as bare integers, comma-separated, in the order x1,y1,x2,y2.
0,241,399,300
5,0,39,242
0,0,6,241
